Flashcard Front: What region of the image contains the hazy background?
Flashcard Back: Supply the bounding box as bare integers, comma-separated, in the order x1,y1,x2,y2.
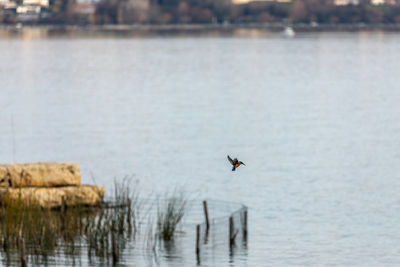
2,0,400,26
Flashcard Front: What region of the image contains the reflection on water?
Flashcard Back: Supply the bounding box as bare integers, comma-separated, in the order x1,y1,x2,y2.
1,31,400,266
0,193,248,266
0,26,283,40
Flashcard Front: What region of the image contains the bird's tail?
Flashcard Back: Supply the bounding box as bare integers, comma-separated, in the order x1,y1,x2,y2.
232,166,236,171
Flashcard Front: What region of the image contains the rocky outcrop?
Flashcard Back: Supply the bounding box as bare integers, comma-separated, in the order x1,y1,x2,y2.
0,162,105,208
0,162,81,187
0,185,105,208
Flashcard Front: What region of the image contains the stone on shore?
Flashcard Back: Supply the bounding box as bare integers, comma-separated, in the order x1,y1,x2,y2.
0,162,81,187
0,185,105,208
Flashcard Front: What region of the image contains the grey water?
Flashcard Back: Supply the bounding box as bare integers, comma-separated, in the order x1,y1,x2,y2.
1,30,400,266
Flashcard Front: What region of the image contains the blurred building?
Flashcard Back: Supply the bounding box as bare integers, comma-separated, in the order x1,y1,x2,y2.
334,0,360,5
3,1,17,10
73,2,95,15
370,0,396,4
16,5,41,21
334,0,397,4
128,0,149,9
117,0,150,23
72,2,95,23
23,0,49,7
232,0,291,4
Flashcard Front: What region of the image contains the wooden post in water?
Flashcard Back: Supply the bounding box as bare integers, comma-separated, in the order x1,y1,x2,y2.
19,231,26,267
3,235,8,252
229,216,239,248
111,230,119,265
196,224,201,264
229,216,234,247
202,200,210,231
127,198,132,234
243,210,248,241
196,224,200,255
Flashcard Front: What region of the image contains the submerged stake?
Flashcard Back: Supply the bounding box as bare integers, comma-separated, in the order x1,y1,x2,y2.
196,224,200,254
202,201,209,232
19,233,26,267
243,210,248,241
111,230,118,265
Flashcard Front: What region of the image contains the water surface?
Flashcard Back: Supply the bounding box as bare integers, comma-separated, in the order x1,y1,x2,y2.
1,30,400,266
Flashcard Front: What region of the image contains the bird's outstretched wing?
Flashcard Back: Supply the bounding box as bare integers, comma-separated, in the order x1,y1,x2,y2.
227,155,234,165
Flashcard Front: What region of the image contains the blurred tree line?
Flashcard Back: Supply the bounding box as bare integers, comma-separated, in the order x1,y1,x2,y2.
26,0,400,25
95,0,400,24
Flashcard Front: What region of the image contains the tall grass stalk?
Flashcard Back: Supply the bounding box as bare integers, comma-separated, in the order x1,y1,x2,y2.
157,190,187,241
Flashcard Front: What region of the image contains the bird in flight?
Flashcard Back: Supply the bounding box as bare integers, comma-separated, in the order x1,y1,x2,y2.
227,155,245,171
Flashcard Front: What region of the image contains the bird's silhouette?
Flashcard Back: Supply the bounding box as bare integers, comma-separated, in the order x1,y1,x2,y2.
227,155,245,171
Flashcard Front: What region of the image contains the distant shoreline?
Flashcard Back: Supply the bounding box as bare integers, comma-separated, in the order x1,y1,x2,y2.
2,23,400,38
2,23,400,30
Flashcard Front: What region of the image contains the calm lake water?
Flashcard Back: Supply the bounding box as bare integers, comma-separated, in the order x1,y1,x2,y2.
1,29,400,266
